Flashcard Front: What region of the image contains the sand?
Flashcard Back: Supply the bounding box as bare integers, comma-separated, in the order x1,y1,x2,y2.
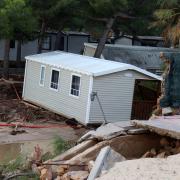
96,154,180,180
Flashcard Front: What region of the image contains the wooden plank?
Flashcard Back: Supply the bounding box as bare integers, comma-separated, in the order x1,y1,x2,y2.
133,116,180,139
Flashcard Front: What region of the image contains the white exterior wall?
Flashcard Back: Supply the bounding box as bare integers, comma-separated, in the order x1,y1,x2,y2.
89,70,155,123
23,60,91,124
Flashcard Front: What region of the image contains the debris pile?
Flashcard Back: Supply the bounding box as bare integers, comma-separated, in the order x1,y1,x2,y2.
30,120,180,180
33,114,180,180
142,137,180,158
0,78,68,124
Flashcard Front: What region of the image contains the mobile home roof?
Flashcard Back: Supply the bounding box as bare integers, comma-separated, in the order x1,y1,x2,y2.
25,51,162,80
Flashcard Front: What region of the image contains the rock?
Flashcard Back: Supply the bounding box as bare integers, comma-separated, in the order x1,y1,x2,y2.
160,137,170,147
40,168,48,180
31,163,40,175
175,140,180,148
48,140,96,173
171,147,180,154
40,166,53,180
162,107,173,115
55,176,61,180
88,161,95,171
62,173,70,180
156,152,166,158
62,171,89,180
150,148,156,156
141,149,156,158
57,165,69,176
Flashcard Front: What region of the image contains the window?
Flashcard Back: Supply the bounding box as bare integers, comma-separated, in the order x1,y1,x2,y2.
10,40,15,48
39,65,46,86
42,36,51,50
50,69,59,90
70,75,81,97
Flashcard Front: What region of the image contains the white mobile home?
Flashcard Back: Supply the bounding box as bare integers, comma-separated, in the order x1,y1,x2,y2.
23,51,161,124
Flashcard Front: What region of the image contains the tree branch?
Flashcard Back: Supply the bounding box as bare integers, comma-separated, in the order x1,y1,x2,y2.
88,16,108,22
114,12,136,19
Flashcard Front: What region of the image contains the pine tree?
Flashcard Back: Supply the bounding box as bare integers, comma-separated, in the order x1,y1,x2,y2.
0,0,37,78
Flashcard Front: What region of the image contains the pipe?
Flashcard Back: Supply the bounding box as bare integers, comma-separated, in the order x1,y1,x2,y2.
0,123,77,129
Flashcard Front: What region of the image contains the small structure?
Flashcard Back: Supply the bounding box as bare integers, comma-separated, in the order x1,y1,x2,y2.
84,43,179,75
23,51,161,124
0,31,89,61
113,35,164,47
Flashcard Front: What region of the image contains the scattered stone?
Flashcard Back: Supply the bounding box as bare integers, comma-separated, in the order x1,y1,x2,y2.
88,161,95,171
162,107,173,115
57,165,68,176
160,137,170,147
62,171,89,180
156,152,166,158
40,166,52,180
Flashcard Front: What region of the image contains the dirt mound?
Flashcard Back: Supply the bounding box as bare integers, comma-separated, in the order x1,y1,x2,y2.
96,154,180,180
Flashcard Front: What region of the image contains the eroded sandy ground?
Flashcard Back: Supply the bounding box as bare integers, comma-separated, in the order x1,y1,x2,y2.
97,154,180,180
0,79,87,163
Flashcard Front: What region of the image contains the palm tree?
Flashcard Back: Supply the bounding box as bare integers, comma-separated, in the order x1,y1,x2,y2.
153,0,180,47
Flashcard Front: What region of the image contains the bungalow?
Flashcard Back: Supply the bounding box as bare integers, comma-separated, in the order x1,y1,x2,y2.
23,51,161,125
0,31,90,61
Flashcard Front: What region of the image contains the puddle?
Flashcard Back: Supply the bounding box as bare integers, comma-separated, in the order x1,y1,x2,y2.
0,140,54,164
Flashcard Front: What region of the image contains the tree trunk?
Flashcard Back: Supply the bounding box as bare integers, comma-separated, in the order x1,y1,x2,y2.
94,18,115,58
3,39,10,79
16,40,22,68
37,21,46,54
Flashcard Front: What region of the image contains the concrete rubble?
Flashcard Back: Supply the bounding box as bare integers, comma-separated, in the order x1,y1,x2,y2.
133,115,180,139
34,119,180,180
88,146,126,180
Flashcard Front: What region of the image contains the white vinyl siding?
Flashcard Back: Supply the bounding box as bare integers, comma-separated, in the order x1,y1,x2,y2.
23,61,90,124
50,69,60,90
70,75,81,97
39,65,46,86
89,70,154,123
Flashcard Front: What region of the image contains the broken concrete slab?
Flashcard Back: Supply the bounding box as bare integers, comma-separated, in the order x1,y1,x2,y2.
78,123,126,142
113,121,135,130
51,140,97,162
133,116,180,139
65,141,110,165
66,134,161,165
88,146,125,180
127,128,149,135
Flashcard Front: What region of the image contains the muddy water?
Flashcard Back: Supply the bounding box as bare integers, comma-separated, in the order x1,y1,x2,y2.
0,140,54,164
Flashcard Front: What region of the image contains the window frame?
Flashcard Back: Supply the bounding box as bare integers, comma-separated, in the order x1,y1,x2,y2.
49,68,60,92
69,73,81,98
39,65,46,86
